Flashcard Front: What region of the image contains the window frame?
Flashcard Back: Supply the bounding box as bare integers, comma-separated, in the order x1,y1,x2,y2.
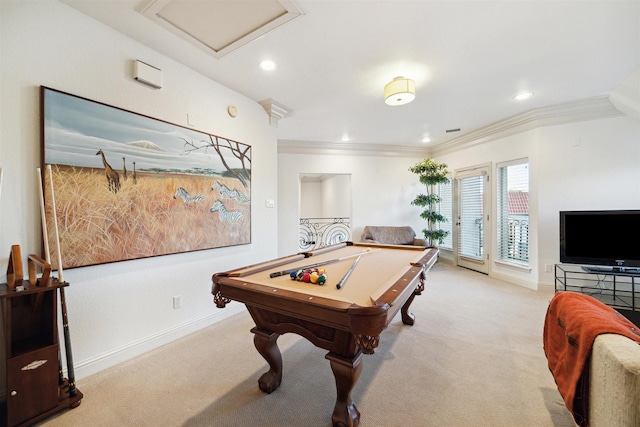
496,158,530,266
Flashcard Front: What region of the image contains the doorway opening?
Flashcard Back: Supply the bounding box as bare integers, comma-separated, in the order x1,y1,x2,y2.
298,174,352,251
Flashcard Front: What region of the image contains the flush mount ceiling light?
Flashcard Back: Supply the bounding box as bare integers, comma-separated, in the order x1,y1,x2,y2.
384,77,415,106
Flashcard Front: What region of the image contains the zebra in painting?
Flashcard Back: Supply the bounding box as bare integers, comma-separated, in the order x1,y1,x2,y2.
211,181,250,204
210,199,243,222
173,187,205,204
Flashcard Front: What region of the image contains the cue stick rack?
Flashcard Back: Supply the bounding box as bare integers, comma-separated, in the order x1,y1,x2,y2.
0,168,82,425
0,247,83,426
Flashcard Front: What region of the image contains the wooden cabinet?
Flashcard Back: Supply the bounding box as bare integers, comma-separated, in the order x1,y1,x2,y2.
0,280,82,426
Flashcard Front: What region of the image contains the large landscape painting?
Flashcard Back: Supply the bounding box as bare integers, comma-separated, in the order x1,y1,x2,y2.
41,86,251,269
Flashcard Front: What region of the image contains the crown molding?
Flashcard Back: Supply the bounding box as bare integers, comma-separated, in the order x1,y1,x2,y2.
277,96,624,158
277,140,431,157
430,96,623,156
609,68,640,121
260,99,290,127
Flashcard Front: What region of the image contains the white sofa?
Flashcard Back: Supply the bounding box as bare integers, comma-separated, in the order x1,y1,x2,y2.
589,333,640,427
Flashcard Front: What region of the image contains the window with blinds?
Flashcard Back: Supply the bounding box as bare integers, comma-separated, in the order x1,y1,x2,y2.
437,179,453,249
497,160,529,264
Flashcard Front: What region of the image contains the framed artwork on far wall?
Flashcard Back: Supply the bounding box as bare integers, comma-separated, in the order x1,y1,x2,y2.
40,86,251,269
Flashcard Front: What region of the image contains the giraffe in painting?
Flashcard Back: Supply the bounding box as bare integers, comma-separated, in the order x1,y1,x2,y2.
132,161,137,185
122,157,128,181
96,149,120,193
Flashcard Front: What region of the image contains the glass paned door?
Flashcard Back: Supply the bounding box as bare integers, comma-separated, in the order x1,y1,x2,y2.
455,166,490,274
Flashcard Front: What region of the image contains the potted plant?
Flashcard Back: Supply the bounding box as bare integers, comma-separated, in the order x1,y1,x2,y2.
409,158,450,246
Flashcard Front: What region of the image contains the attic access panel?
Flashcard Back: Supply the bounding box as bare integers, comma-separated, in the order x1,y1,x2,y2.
139,0,303,58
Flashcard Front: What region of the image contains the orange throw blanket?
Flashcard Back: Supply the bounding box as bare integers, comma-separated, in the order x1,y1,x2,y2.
543,292,640,426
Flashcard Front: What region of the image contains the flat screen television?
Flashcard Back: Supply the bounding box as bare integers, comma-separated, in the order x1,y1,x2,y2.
560,210,640,272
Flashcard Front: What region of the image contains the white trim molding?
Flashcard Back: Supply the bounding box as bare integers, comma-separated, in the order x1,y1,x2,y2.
278,96,624,157
431,96,623,156
278,139,430,157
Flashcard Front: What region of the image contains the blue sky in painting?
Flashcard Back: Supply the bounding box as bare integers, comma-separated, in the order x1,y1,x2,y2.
43,88,249,175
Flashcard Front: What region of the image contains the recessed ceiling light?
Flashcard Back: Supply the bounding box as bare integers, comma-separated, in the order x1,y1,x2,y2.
513,91,534,101
341,134,351,142
422,135,431,143
259,60,277,71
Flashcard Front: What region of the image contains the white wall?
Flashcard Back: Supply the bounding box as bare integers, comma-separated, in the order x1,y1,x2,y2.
436,114,640,290
536,117,640,286
0,1,278,378
278,154,426,256
322,174,351,218
300,181,322,218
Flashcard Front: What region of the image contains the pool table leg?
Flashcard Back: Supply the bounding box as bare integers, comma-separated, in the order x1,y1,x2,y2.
401,272,426,325
401,292,417,325
251,327,282,394
325,351,363,427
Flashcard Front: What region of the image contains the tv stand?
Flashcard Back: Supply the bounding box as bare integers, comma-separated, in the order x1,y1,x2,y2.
556,264,640,325
581,265,640,274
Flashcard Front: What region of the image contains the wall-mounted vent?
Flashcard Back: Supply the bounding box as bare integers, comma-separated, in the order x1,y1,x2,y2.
133,60,162,89
445,128,461,133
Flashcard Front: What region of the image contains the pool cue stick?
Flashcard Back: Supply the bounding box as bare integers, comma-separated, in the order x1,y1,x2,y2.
40,167,66,386
47,165,78,397
335,251,365,290
37,168,51,262
37,167,64,384
269,248,380,278
47,166,64,282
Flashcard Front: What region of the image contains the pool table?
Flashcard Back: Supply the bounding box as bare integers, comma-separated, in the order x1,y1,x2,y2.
211,242,438,427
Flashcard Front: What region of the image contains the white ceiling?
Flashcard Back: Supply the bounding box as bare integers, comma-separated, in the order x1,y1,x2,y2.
61,0,640,151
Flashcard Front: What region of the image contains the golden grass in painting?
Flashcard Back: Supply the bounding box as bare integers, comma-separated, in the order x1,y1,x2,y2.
44,165,250,269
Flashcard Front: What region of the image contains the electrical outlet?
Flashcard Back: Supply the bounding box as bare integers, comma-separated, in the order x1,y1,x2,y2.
173,295,182,309
545,264,553,273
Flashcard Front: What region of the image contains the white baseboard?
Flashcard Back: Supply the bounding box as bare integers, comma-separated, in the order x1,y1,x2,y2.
537,281,555,293
490,269,539,291
72,303,245,380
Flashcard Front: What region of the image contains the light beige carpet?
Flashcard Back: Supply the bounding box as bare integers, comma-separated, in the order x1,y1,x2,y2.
37,262,576,426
